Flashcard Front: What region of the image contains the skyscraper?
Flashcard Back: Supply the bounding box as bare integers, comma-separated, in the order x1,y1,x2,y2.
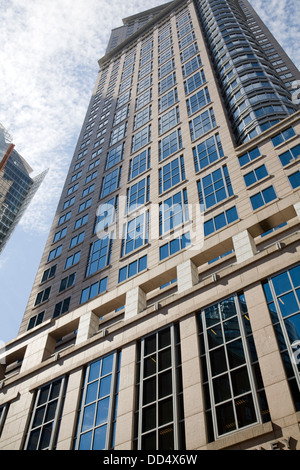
0,0,300,451
0,123,47,254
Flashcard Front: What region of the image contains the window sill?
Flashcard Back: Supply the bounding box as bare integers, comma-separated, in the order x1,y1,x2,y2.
273,133,299,150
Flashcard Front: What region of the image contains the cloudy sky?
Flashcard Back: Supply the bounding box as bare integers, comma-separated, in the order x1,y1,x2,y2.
0,0,299,343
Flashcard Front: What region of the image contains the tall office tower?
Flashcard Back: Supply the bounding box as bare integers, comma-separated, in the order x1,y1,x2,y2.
0,123,47,254
0,0,300,452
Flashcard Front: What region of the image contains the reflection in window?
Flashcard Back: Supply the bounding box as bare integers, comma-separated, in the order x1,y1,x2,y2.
262,264,300,411
133,325,185,450
24,377,67,450
198,294,270,441
74,352,121,450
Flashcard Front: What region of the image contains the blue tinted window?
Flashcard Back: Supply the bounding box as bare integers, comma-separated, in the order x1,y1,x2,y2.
288,171,300,189
250,186,277,210
271,127,296,147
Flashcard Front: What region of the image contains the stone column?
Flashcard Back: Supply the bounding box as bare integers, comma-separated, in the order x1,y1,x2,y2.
177,259,198,294
76,310,99,345
179,314,207,449
125,286,147,320
114,342,136,450
232,230,258,264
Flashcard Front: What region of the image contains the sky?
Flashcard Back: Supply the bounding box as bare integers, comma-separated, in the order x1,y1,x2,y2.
0,0,299,344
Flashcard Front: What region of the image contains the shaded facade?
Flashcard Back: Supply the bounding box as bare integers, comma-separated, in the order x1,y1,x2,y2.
0,0,300,451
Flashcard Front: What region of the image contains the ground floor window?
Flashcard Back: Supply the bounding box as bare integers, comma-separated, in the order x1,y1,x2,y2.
133,324,185,450
74,351,121,450
198,293,270,441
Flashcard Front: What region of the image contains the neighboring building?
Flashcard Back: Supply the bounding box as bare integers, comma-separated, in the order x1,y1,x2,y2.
0,123,47,254
0,0,300,451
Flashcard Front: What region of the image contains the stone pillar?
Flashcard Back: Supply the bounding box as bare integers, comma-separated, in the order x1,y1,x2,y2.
21,333,56,372
244,283,296,422
177,259,198,294
179,314,207,449
56,368,83,449
76,310,99,345
232,230,258,264
125,286,146,320
114,342,136,450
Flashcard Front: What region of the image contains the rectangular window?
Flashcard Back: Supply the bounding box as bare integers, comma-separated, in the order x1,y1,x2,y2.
140,50,153,67
106,143,124,170
243,164,269,187
159,189,189,236
86,235,113,277
27,311,45,331
262,264,300,411
80,277,108,305
158,47,174,66
23,377,67,450
250,185,277,210
78,198,92,213
159,232,191,261
134,106,152,130
100,167,122,199
121,212,149,257
113,105,129,126
158,58,175,79
158,72,176,95
129,149,151,181
132,125,151,153
189,108,216,141
53,227,67,243
138,61,153,80
180,42,198,63
59,272,76,292
177,21,193,39
118,255,147,283
58,211,71,226
198,164,233,210
74,214,88,230
133,325,185,450
278,144,300,167
116,90,131,109
179,30,196,50
136,89,152,111
62,196,75,210
288,170,300,189
94,196,118,235
41,265,57,283
271,126,296,147
48,245,62,262
70,231,85,249
182,55,202,78
238,147,261,167
82,184,95,198
65,251,81,270
137,75,152,95
158,36,173,53
198,294,270,441
159,106,180,135
159,155,185,194
204,206,239,236
159,128,182,161
34,287,51,306
53,297,71,319
74,352,120,449
184,69,206,95
127,176,150,213
158,88,178,113
110,122,127,146
193,134,224,172
186,87,211,115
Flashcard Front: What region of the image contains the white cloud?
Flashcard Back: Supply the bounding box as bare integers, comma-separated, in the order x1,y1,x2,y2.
0,0,299,234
